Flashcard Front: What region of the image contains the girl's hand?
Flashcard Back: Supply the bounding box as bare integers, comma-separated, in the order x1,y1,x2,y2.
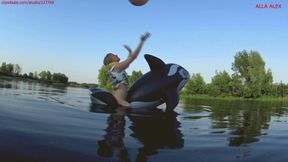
141,32,151,42
124,45,132,54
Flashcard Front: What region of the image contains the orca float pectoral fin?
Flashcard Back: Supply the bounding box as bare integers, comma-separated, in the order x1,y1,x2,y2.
144,54,166,72
162,88,179,112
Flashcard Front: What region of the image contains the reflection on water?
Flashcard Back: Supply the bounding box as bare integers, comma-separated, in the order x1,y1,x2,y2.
2,77,288,162
129,112,183,162
91,105,184,162
97,110,129,162
91,97,288,161
0,77,90,111
182,98,288,147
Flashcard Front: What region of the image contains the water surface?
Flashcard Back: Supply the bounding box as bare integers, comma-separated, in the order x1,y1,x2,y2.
1,77,288,162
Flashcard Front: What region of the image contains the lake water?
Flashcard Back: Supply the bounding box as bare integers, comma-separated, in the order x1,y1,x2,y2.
1,77,288,162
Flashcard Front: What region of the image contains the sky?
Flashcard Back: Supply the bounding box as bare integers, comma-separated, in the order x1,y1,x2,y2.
0,0,287,83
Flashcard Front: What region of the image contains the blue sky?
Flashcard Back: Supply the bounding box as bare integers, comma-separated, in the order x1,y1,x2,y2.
1,0,287,83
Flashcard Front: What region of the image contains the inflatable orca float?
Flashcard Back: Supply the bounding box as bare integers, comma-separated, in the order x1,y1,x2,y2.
89,54,190,112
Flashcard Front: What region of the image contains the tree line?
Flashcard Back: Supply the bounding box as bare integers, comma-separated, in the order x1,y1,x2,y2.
0,62,69,84
183,50,288,98
97,50,287,99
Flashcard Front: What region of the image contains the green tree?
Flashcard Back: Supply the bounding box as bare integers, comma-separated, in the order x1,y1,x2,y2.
232,50,266,98
184,73,206,95
211,70,232,95
0,62,7,73
248,52,266,85
230,74,244,97
244,84,261,98
39,71,48,80
13,64,22,76
232,50,250,83
128,70,143,85
52,73,69,84
47,71,52,80
39,70,52,81
6,63,14,74
98,66,112,91
23,73,28,78
275,82,288,98
34,72,39,79
0,62,14,74
262,69,273,96
28,72,34,78
232,50,265,85
205,83,221,97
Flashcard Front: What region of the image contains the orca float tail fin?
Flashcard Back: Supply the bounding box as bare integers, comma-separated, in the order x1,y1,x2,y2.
89,88,118,108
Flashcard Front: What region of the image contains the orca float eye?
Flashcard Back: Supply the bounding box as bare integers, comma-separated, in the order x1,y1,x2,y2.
179,69,190,79
168,65,179,76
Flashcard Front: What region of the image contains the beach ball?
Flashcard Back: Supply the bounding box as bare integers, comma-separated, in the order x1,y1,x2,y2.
129,0,149,6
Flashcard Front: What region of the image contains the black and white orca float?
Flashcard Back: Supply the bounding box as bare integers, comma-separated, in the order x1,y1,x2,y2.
89,54,190,112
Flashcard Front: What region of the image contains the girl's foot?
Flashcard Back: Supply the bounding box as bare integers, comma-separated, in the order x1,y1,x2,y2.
119,101,131,108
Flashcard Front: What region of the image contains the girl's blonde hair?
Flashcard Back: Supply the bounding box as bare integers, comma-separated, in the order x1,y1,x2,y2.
103,53,114,66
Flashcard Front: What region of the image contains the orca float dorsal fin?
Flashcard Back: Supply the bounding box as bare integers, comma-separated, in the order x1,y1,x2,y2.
144,54,166,72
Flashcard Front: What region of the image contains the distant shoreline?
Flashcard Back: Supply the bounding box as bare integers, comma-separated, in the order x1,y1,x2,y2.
0,75,98,89
181,94,288,102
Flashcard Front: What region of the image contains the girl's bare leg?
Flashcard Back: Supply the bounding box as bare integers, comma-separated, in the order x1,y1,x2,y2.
112,84,131,107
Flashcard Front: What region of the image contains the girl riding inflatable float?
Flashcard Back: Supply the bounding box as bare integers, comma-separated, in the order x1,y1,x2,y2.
89,54,190,112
